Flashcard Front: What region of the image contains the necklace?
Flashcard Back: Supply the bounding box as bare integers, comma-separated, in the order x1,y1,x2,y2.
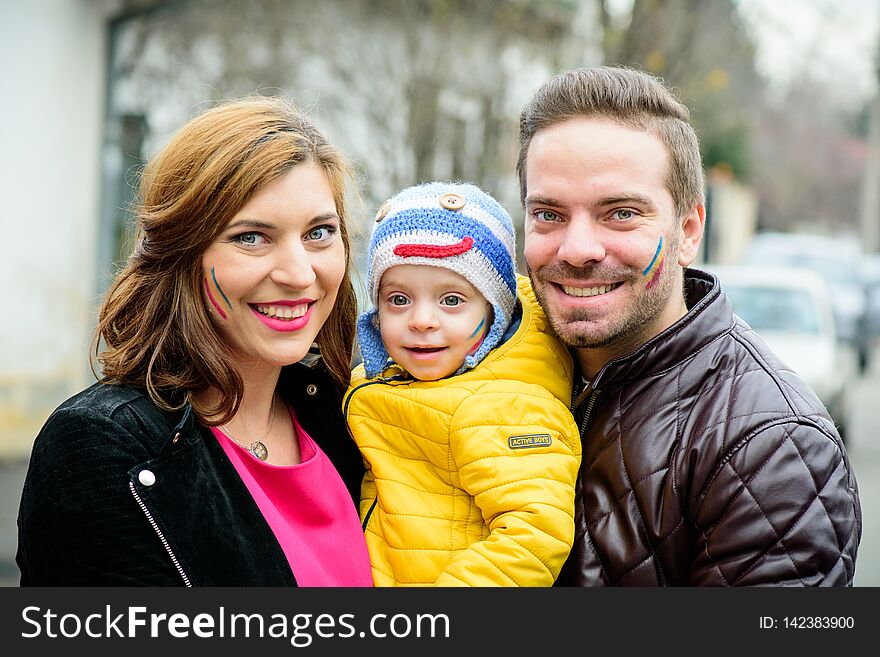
220,394,276,461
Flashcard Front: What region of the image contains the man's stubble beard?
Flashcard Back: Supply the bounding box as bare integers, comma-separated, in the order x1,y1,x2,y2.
530,232,682,351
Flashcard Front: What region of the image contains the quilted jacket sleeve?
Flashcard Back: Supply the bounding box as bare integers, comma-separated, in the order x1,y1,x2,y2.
434,381,581,586
689,420,861,586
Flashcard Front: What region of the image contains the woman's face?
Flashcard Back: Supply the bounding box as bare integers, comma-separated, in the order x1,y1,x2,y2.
201,162,346,370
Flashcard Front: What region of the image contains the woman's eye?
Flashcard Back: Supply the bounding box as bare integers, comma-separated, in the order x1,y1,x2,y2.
232,232,266,246
305,225,337,241
441,296,463,307
612,209,635,221
389,294,409,306
534,210,560,222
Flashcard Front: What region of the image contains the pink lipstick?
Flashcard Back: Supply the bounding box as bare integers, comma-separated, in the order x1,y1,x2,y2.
249,299,315,333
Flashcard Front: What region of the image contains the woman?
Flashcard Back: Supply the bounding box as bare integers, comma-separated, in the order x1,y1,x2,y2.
16,97,373,586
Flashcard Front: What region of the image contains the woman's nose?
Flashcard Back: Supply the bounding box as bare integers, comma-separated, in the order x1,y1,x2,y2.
270,240,317,289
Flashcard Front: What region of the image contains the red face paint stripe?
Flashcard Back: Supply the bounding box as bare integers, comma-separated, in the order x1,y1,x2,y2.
393,236,474,258
204,278,228,320
645,258,665,290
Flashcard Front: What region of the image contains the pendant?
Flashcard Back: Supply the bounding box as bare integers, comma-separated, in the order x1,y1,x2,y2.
249,441,269,461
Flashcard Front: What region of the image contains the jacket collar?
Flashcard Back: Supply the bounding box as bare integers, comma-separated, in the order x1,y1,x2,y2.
579,268,735,390
160,402,200,453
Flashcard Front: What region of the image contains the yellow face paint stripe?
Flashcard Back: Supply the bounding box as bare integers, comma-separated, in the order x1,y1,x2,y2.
468,317,486,339
642,237,665,277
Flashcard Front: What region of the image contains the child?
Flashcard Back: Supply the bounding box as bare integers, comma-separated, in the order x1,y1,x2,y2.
344,181,581,586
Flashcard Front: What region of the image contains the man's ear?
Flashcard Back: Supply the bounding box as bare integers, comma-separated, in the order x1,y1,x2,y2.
677,203,706,267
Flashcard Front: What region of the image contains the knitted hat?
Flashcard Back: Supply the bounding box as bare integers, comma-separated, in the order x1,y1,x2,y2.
357,181,517,378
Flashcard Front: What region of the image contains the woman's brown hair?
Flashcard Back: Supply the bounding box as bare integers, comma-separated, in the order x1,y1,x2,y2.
93,96,358,425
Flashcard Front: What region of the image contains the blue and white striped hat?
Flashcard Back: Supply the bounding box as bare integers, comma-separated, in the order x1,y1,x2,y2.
357,181,517,378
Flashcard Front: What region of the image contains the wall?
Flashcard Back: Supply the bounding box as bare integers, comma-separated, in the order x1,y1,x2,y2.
0,0,107,458
701,169,759,265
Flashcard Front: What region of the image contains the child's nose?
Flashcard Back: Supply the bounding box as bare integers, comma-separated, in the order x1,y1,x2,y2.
408,302,439,331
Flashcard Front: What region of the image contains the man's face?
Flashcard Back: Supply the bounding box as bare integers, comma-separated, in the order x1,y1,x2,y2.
523,117,703,370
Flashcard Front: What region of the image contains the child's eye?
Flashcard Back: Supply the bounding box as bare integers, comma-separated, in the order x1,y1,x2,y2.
389,294,409,306
441,295,464,307
232,232,267,246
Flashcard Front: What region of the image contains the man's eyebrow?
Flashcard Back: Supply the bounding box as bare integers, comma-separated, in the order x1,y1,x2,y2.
596,193,656,208
525,193,657,209
524,194,563,207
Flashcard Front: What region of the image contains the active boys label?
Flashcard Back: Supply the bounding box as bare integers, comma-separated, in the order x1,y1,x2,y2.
507,434,552,449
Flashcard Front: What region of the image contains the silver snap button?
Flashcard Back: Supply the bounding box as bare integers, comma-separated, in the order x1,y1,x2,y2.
306,384,318,396
138,470,156,487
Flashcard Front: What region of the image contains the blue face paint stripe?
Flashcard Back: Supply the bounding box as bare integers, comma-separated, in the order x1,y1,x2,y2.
642,237,664,276
211,267,233,310
468,317,486,339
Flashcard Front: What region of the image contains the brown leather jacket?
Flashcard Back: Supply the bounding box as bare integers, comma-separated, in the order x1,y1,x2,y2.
556,268,861,586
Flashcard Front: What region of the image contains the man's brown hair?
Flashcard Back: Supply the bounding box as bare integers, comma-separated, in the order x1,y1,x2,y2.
517,66,704,217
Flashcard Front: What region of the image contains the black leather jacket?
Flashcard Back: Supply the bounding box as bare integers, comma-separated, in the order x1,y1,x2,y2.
17,362,364,586
557,269,861,586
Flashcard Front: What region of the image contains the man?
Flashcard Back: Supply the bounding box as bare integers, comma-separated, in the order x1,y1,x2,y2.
519,66,861,586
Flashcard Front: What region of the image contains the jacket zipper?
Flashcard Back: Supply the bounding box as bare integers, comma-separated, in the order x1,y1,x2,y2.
362,498,378,531
578,389,601,436
129,481,192,587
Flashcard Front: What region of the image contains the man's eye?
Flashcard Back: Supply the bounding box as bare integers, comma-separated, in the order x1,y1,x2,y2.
441,296,463,307
389,295,409,306
534,210,560,222
612,209,635,221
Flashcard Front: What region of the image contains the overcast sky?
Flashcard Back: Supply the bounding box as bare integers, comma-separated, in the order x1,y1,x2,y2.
607,0,879,107
736,0,878,105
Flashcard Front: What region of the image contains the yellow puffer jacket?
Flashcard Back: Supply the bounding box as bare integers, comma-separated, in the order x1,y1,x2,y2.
344,275,581,586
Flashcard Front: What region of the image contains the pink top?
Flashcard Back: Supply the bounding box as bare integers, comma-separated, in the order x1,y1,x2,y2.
211,406,373,587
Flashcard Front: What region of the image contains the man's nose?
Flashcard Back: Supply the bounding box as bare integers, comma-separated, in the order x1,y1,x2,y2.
557,216,606,267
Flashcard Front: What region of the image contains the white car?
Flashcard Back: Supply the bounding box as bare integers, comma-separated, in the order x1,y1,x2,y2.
701,264,857,442
740,232,870,372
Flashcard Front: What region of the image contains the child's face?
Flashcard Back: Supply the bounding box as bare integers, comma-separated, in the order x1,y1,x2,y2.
377,264,492,381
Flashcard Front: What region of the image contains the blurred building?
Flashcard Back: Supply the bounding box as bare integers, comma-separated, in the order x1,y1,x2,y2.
0,0,602,458
700,167,759,265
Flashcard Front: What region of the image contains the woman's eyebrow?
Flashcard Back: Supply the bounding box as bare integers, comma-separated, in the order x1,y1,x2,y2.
306,213,341,226
224,219,276,230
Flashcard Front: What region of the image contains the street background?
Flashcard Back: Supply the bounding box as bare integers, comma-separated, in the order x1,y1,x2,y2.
2,1,879,586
